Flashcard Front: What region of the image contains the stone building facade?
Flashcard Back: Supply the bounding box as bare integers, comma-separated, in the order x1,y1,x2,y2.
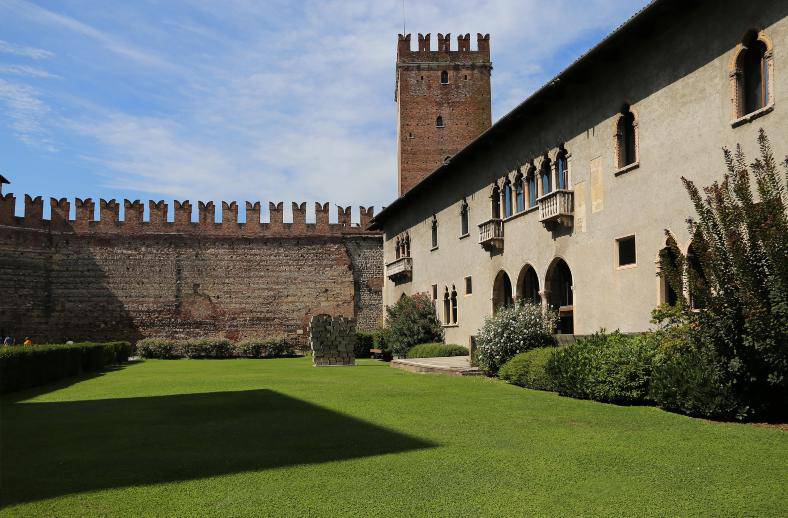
396,33,492,195
0,197,382,345
372,0,787,345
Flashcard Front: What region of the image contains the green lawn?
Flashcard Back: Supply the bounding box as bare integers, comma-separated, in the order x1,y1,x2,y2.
1,358,786,517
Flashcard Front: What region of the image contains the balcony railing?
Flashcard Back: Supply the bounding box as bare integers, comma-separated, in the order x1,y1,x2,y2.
538,189,574,229
478,218,504,250
386,256,413,281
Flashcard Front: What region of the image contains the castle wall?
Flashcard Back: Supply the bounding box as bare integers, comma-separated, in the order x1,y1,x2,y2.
0,198,383,345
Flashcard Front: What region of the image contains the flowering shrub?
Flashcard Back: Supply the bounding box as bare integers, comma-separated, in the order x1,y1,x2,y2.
475,303,557,374
382,293,444,358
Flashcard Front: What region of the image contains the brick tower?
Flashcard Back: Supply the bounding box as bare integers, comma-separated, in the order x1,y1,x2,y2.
396,33,492,196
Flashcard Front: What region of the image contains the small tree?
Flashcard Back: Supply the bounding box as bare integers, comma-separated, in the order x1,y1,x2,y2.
475,302,557,374
382,293,444,357
657,130,787,420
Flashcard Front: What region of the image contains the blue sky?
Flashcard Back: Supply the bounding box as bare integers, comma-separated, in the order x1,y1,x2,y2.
0,0,649,221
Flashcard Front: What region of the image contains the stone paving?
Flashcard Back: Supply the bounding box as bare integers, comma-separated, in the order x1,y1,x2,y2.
390,356,482,376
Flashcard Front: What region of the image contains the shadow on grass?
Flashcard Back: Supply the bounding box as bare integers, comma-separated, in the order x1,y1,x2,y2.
1,389,435,506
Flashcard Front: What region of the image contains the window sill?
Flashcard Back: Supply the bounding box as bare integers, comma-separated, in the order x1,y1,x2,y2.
616,263,638,271
458,233,470,240
503,205,538,224
430,246,439,252
442,323,460,328
731,103,774,128
614,161,640,177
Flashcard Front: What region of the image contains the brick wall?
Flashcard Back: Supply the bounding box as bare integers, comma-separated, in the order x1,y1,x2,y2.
0,196,383,345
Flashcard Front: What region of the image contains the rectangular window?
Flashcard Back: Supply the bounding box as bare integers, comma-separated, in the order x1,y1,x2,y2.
465,276,472,295
431,284,438,301
617,235,637,267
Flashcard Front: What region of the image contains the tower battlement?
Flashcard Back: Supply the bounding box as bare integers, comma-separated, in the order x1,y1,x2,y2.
397,33,491,61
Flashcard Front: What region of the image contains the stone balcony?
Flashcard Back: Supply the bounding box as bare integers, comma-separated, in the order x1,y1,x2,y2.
386,256,413,281
538,189,574,229
478,218,504,251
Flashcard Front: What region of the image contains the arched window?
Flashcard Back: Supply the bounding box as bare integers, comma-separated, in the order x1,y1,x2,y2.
431,215,438,248
404,232,410,257
556,149,569,190
616,105,638,168
460,198,469,236
540,158,552,195
395,237,401,259
658,236,682,307
450,285,458,324
490,184,500,219
514,173,525,212
443,287,451,324
527,167,537,208
503,179,513,218
733,30,772,118
436,116,444,128
687,241,708,310
440,70,449,84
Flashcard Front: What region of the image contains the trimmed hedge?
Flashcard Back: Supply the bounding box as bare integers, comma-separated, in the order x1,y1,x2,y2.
137,337,295,359
0,341,131,394
499,347,558,391
406,343,469,358
546,331,659,405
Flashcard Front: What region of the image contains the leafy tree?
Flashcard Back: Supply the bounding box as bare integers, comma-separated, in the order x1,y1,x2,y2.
382,293,444,357
657,130,787,420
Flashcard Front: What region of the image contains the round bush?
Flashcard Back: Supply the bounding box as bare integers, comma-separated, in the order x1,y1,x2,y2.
475,303,557,374
136,338,180,359
407,343,468,359
498,347,558,391
383,294,444,358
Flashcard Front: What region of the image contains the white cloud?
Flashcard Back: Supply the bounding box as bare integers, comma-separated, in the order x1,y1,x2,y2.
0,39,53,59
0,64,59,78
0,78,52,145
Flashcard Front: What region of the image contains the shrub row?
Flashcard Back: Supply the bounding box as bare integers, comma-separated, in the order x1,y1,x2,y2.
0,341,131,394
406,343,469,359
135,337,295,359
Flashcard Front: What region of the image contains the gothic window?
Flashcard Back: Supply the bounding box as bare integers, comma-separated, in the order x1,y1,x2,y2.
556,149,569,190
431,215,438,248
527,168,537,208
503,179,513,218
460,198,469,236
540,158,552,195
395,237,401,259
616,105,638,168
436,116,444,128
732,30,773,118
514,173,525,212
450,285,458,324
404,233,410,256
490,184,500,219
440,70,449,84
443,287,451,324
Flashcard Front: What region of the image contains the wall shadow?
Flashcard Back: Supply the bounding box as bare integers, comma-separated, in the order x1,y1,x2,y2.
0,389,435,506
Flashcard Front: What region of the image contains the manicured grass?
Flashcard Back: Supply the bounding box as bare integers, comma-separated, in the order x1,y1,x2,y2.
1,358,786,516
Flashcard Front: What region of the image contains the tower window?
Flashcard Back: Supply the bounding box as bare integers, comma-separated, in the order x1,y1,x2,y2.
436,116,444,128
440,70,449,84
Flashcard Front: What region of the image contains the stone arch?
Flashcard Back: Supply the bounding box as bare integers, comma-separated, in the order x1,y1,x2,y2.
492,270,513,313
516,263,540,305
545,257,573,334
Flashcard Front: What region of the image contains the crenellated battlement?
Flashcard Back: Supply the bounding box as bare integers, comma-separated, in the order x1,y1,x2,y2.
397,32,490,61
0,193,381,237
